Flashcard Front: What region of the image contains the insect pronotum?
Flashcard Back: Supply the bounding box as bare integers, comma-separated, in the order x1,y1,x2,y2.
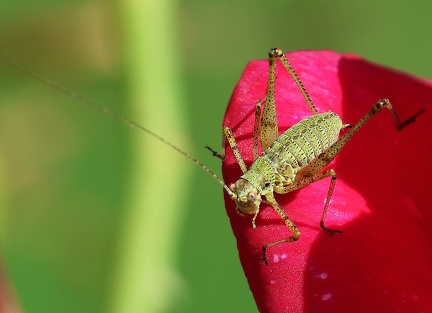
1,49,422,266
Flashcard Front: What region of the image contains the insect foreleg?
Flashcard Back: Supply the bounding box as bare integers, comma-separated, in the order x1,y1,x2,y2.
223,126,248,174
261,192,301,266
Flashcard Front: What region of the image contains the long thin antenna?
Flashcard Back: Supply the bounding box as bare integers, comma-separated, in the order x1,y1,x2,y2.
1,55,235,198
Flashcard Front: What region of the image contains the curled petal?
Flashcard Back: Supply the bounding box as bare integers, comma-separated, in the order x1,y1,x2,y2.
222,50,432,313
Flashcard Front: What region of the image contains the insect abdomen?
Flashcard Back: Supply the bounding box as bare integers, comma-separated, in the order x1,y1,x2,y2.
265,112,342,174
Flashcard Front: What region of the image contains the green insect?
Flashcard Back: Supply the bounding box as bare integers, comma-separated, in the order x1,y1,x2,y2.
1,49,422,266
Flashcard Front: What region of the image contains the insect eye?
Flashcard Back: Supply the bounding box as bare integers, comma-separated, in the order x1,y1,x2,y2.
248,192,257,202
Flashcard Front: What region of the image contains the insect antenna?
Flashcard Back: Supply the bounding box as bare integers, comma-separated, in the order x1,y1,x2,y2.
1,55,236,199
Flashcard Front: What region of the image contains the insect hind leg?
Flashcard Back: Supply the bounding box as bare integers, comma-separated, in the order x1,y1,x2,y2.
293,99,423,183
395,107,425,130
259,48,320,156
271,48,319,115
273,99,424,240
253,99,263,159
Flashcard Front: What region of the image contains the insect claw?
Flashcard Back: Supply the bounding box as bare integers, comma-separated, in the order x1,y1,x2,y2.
329,229,343,235
321,226,343,235
397,108,425,131
320,220,343,235
205,145,224,160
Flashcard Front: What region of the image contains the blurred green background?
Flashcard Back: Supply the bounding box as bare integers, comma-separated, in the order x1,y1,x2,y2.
0,1,431,312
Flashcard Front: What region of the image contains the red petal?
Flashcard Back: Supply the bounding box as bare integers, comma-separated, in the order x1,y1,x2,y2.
222,50,432,313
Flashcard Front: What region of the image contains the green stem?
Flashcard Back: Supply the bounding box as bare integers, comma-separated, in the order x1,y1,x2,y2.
110,0,188,312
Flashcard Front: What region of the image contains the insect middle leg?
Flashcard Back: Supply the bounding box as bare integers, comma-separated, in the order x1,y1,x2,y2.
275,169,342,234
223,126,248,174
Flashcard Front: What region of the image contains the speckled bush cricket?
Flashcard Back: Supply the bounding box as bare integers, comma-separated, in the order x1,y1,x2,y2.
220,48,423,264
1,49,422,266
